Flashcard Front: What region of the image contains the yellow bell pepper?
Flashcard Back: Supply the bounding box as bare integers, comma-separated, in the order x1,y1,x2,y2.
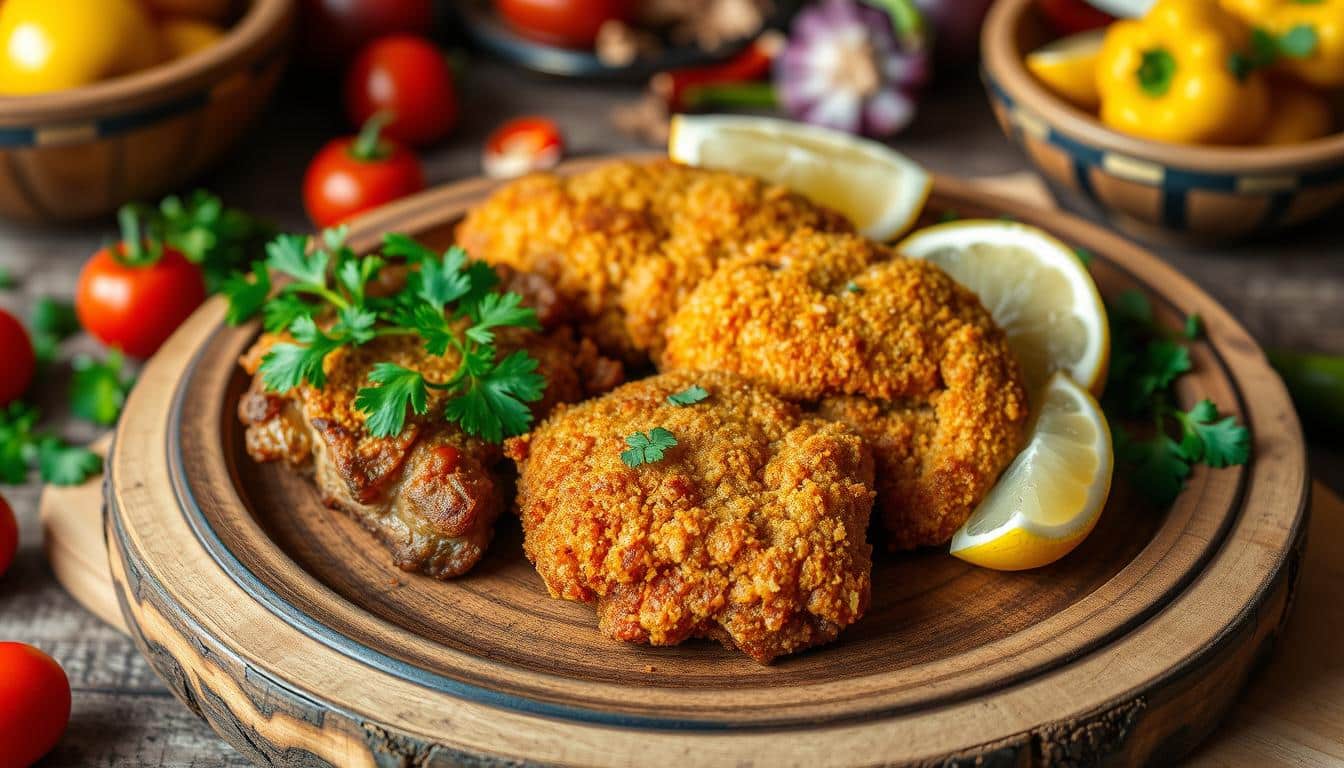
1222,0,1344,88
0,0,163,95
1257,81,1336,144
1097,0,1270,145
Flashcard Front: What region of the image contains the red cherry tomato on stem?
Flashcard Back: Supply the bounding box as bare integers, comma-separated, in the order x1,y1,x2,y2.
345,36,458,147
1038,0,1113,34
483,116,565,179
76,213,207,360
494,0,633,48
304,114,427,229
0,308,34,406
0,495,16,579
300,0,434,67
0,642,71,768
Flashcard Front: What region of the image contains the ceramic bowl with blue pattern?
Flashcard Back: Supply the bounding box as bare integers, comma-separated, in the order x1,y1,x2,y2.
981,0,1344,242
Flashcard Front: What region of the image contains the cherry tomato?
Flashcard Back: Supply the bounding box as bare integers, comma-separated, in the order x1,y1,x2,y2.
494,0,633,48
300,0,434,67
1038,0,1113,34
344,36,458,147
76,243,207,359
304,115,426,228
0,643,71,768
483,116,564,179
0,308,34,406
0,495,16,579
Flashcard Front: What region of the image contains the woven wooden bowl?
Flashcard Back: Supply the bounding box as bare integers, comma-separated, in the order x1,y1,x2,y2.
982,0,1344,243
0,0,294,224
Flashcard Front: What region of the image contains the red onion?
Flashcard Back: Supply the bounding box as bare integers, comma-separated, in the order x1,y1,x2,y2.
774,0,930,138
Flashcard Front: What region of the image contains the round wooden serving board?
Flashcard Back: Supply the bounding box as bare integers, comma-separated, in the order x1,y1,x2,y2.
105,158,1309,768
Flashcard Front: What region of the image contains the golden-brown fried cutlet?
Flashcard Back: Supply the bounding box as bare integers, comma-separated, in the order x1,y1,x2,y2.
455,160,852,363
504,370,875,664
238,325,622,579
661,230,1029,549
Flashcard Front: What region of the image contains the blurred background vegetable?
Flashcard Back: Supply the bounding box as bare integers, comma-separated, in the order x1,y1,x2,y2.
774,0,929,137
304,115,427,228
914,0,994,65
0,309,34,407
344,36,460,147
0,495,14,578
483,117,566,179
299,0,434,68
0,642,71,768
0,0,163,94
1270,350,1344,443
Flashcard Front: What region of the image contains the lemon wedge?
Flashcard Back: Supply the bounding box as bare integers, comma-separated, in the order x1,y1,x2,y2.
898,220,1109,395
667,114,932,242
1025,30,1105,110
950,372,1113,571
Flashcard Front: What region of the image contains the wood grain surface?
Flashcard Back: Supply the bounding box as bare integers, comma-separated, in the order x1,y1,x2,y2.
1,64,1341,766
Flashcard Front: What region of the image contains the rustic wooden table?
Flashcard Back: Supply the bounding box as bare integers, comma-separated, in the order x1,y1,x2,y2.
0,61,1340,767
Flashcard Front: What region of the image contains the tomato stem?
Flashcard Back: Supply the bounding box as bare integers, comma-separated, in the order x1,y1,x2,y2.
350,112,395,162
116,204,165,267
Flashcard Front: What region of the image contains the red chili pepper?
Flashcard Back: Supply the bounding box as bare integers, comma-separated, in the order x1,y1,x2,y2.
652,31,785,112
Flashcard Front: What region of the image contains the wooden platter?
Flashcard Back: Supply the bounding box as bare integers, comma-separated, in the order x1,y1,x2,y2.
105,158,1309,767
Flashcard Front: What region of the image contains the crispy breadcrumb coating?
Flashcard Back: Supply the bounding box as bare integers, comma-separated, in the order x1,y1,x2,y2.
455,160,852,362
505,370,875,663
661,230,1029,549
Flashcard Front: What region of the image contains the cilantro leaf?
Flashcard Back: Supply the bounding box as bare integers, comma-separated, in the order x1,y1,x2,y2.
262,291,317,333
266,234,329,286
355,363,429,438
1116,428,1190,506
159,191,273,292
416,246,472,309
465,292,540,345
0,403,39,483
397,301,457,356
334,306,378,345
70,351,134,426
443,350,545,442
29,297,79,362
1175,400,1251,468
620,427,678,468
221,262,271,325
260,317,343,392
381,233,439,264
1137,340,1191,397
36,437,102,486
337,255,384,305
666,385,709,406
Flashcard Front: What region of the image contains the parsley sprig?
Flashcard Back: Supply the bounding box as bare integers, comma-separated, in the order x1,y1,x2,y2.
0,402,102,486
224,229,546,444
621,427,677,467
1104,290,1250,505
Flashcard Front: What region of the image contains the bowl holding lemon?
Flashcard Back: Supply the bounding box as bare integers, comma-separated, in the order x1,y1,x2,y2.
0,0,293,223
982,0,1344,242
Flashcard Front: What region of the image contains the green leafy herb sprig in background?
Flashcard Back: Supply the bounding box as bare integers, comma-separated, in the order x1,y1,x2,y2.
1104,290,1250,505
0,403,102,486
225,228,547,444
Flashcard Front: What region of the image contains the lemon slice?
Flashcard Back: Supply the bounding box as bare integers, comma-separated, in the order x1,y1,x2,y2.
950,372,1113,571
898,220,1109,395
668,114,932,242
1025,30,1105,110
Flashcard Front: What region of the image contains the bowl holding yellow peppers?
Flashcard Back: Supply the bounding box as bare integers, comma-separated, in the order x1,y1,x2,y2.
0,0,293,223
983,0,1344,242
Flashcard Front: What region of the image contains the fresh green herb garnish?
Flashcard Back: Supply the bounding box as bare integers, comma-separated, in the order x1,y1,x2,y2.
1183,312,1203,340
225,228,546,444
1104,290,1250,505
666,385,709,406
0,402,101,485
0,268,14,290
158,191,274,292
70,350,134,426
621,427,678,468
29,297,79,363
1074,247,1094,267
